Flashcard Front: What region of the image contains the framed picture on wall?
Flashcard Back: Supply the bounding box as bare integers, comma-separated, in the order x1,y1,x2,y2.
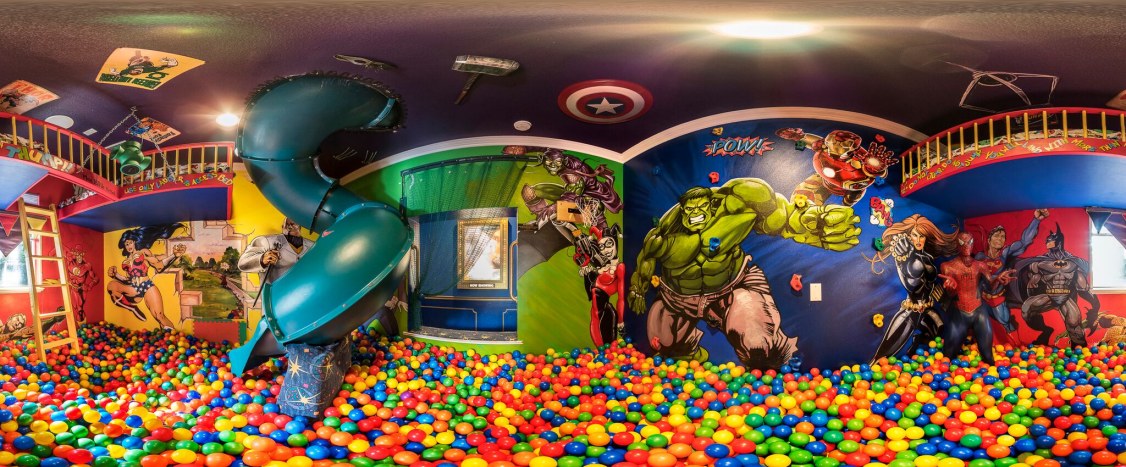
457,218,509,290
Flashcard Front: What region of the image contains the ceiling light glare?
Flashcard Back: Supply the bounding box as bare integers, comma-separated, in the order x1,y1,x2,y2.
710,20,820,39
216,113,240,127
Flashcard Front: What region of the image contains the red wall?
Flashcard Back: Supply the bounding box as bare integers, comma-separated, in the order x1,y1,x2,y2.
0,214,103,340
965,207,1119,347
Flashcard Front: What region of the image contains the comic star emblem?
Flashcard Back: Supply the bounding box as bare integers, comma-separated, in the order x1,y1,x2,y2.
558,79,653,124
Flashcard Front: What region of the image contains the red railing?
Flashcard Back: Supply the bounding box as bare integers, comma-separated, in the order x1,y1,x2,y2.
2,111,116,183
900,108,1126,194
124,142,236,185
1,111,234,188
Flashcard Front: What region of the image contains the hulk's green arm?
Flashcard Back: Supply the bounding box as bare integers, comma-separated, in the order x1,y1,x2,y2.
707,178,791,247
630,205,678,299
711,177,859,251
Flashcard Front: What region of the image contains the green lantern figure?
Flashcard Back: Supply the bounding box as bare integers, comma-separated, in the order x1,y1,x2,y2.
110,140,151,176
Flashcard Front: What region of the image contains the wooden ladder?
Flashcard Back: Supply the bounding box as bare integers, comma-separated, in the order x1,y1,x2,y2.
16,198,80,361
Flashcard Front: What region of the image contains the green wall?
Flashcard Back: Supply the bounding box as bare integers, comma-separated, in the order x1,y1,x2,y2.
343,145,624,354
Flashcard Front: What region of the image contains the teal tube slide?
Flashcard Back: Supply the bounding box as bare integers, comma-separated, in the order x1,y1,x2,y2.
228,73,412,375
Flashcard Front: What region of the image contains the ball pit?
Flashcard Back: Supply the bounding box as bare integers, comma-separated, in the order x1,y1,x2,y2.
2,323,1126,467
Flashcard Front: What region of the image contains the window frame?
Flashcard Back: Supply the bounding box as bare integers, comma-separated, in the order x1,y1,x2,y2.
1089,218,1126,294
0,237,39,294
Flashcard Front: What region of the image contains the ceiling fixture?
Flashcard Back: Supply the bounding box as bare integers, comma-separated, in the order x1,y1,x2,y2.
82,128,98,136
451,55,520,105
44,115,74,129
513,120,532,132
710,20,820,39
216,113,240,127
334,54,395,70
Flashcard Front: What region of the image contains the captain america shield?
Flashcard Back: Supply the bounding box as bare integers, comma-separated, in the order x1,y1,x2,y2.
557,80,653,124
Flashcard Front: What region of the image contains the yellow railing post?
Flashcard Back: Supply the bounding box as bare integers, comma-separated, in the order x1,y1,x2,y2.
1042,111,1049,138
1024,113,1030,141
946,132,952,161
901,148,907,181
1082,110,1088,138
1062,110,1068,137
959,127,965,155
1120,113,1125,143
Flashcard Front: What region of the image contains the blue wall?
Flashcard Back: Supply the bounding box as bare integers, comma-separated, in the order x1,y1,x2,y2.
417,209,518,332
623,118,955,369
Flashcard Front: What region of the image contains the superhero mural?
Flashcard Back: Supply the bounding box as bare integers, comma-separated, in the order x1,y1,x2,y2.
104,220,259,342
0,215,103,340
625,117,954,369
64,245,98,322
630,179,860,369
1009,223,1098,347
341,144,627,353
864,215,958,365
509,146,627,348
775,127,898,206
966,208,1107,348
106,223,188,330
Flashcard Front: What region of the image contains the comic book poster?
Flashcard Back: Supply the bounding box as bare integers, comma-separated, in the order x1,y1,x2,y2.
0,80,59,114
95,48,205,90
127,117,180,144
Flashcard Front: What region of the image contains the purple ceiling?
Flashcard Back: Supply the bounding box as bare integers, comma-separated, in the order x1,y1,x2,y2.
3,1,1125,177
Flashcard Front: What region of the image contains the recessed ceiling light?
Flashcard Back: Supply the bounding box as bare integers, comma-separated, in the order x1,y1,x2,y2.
513,120,532,132
710,20,820,39
44,115,74,129
216,113,240,127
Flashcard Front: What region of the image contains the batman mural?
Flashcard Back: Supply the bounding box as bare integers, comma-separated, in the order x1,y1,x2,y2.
1008,223,1100,347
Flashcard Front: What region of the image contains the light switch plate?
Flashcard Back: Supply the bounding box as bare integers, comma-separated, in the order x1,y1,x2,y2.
810,283,822,302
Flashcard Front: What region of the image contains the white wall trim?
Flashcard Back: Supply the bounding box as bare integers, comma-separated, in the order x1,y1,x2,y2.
340,136,624,184
619,107,928,162
339,108,926,183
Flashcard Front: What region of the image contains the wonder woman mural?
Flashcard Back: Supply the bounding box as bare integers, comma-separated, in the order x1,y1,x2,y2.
107,224,186,329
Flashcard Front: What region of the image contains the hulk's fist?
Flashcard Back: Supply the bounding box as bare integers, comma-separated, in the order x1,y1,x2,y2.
628,291,648,315
792,204,861,251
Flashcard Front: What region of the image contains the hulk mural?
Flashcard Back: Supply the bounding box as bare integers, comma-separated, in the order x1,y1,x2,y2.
629,177,861,369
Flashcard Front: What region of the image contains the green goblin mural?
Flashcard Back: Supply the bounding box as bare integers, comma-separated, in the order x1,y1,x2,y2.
506,145,622,233
629,177,861,369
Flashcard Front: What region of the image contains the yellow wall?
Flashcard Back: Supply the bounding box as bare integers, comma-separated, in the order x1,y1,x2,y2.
102,164,310,341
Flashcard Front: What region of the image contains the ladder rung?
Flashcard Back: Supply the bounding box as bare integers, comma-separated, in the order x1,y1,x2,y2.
30,255,63,261
38,310,71,318
42,338,77,350
28,229,58,238
35,283,66,288
22,206,54,217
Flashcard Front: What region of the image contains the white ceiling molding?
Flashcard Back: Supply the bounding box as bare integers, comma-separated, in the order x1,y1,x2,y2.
340,136,624,185
620,107,928,162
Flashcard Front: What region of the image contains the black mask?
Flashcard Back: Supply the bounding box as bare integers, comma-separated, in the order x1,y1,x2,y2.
1046,223,1064,252
286,233,304,248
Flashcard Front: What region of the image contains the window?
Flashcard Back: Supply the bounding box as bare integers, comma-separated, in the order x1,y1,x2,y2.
0,242,30,291
0,246,28,288
1091,220,1126,291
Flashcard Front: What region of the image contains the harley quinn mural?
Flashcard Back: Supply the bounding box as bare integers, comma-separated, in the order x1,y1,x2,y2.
573,225,625,346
